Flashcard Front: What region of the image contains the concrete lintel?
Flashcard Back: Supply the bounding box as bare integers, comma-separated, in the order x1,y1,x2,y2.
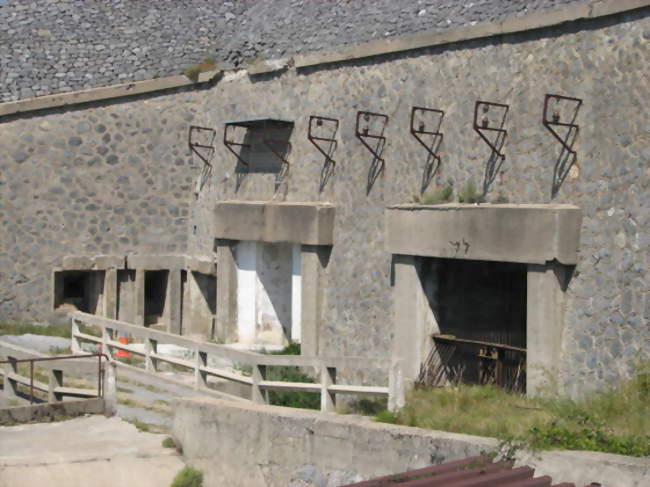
246,57,292,75
127,254,186,270
61,255,124,270
61,256,93,270
184,256,216,275
385,204,582,265
214,201,336,246
294,0,649,69
0,69,220,118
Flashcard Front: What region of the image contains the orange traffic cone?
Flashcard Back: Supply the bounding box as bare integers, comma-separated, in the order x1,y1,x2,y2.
116,335,132,358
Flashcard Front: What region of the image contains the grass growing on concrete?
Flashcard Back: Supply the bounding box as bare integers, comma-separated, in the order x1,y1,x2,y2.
162,436,176,448
412,184,454,205
0,321,71,338
376,364,650,457
124,417,153,433
183,56,217,82
264,343,321,410
171,466,203,487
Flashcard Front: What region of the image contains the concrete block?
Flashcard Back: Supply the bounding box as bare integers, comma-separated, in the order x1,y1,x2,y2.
214,201,336,245
62,256,93,270
385,204,582,265
184,256,216,275
92,255,125,269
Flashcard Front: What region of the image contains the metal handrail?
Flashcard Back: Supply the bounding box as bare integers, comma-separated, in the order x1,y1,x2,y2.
1,353,108,404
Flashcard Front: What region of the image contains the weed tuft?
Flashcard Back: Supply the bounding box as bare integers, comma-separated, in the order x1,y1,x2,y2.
184,56,217,82
457,180,484,203
412,184,454,205
171,466,203,487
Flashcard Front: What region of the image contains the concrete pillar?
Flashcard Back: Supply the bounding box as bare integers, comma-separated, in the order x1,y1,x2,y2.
134,269,145,326
103,269,117,319
391,255,422,388
300,245,329,356
166,269,182,335
215,240,238,342
527,261,570,396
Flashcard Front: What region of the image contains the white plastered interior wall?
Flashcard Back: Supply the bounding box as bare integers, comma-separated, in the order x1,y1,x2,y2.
236,241,302,347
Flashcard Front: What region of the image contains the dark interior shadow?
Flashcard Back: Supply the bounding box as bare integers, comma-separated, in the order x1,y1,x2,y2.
551,127,579,197
420,138,443,194
482,131,506,195
366,137,385,195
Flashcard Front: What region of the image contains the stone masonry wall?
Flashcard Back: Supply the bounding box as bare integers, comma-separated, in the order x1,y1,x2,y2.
0,91,199,321
187,8,649,395
0,0,588,102
0,7,648,395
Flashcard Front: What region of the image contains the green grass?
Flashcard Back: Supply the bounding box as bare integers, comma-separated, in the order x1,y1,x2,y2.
457,180,484,203
0,321,71,338
261,343,320,410
124,417,153,433
162,436,176,448
171,466,203,487
376,364,650,457
412,185,454,205
183,56,217,82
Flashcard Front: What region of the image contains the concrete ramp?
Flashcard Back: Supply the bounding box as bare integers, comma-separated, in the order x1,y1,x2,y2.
0,415,185,487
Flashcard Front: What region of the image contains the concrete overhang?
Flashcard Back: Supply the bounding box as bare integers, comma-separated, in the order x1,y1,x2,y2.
214,201,335,246
385,203,582,265
62,255,125,270
126,255,216,274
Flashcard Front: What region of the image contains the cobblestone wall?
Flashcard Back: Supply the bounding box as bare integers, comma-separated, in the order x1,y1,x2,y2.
0,7,648,395
0,91,198,320
0,0,588,102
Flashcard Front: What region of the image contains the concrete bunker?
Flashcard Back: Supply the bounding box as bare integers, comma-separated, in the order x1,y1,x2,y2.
53,270,105,314
386,204,582,396
214,201,334,354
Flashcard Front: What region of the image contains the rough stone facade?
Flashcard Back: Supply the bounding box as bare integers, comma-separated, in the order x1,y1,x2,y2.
0,5,648,396
0,0,589,101
0,92,198,320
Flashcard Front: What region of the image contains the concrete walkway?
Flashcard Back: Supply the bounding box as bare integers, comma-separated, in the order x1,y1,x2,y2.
0,415,185,487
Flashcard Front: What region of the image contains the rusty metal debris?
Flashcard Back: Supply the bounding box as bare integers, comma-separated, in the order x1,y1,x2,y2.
418,334,526,393
341,455,597,486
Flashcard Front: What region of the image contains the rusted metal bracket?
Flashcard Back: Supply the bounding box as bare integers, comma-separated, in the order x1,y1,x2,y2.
410,106,444,165
543,93,582,161
308,115,338,168
473,100,508,160
223,122,252,168
355,110,388,167
188,125,216,167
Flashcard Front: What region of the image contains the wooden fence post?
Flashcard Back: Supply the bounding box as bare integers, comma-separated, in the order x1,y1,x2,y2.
252,364,267,404
48,369,63,402
320,365,336,412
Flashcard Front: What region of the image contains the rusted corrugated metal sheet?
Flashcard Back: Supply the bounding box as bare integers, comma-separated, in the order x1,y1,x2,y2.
340,456,600,487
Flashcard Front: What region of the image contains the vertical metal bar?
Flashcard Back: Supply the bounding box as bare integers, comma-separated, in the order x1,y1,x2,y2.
29,360,34,404
97,354,102,397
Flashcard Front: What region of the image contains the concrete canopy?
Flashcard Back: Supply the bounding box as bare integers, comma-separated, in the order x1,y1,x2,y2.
214,201,336,246
385,203,582,265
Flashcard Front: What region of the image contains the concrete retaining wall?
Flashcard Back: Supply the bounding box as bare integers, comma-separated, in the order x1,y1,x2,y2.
0,398,106,425
173,397,650,487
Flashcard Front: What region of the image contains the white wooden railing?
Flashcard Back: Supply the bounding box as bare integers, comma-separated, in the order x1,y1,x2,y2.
71,311,395,412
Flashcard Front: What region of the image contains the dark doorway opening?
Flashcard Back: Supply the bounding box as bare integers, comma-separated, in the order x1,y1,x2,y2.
420,258,527,392
54,270,105,314
144,270,168,326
